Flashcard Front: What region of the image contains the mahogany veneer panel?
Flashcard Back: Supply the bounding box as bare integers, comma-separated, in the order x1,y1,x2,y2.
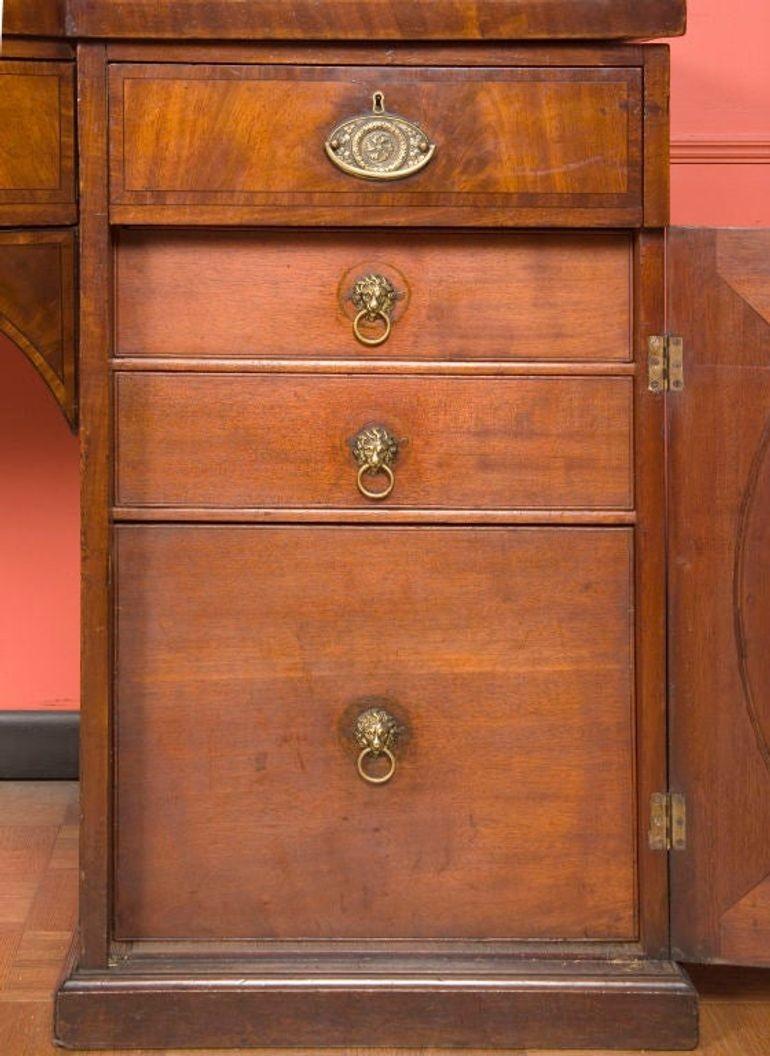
0,60,75,225
115,230,632,362
114,373,634,511
75,41,112,972
114,525,636,940
109,64,642,225
667,229,770,966
0,229,76,427
3,0,65,37
63,0,686,41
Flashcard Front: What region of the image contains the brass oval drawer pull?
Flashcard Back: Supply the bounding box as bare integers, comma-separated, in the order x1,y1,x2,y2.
350,273,402,346
325,91,436,182
351,424,400,501
355,707,399,785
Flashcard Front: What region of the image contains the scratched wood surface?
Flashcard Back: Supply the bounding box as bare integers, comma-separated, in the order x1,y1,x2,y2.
113,526,636,941
114,373,634,512
0,782,768,1055
114,230,633,363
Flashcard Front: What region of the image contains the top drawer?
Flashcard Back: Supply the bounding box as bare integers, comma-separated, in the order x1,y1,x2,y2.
108,64,643,227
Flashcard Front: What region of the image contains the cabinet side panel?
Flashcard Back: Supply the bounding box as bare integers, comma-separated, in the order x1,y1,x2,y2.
77,43,113,969
633,230,669,956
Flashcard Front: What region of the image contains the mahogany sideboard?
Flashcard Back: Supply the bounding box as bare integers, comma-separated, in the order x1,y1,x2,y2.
1,0,769,1049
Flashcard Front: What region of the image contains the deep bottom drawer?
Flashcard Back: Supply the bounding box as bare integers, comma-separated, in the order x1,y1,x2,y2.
115,525,636,941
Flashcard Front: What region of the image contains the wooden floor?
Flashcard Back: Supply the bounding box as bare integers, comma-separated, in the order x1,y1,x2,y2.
1,783,768,1056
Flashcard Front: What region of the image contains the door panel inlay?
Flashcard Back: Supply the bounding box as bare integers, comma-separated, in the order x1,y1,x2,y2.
734,414,770,770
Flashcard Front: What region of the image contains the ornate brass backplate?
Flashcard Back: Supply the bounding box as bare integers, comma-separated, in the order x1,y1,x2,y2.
325,91,436,181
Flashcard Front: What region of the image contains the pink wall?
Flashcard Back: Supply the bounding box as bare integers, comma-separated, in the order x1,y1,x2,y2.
1,2,769,709
0,334,79,709
669,0,770,226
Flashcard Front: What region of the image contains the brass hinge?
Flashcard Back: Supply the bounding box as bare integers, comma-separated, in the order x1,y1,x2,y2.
648,335,684,393
648,792,687,851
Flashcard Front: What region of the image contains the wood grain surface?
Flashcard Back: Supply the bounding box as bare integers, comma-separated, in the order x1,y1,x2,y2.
63,0,686,41
642,46,671,227
667,228,770,967
55,961,697,1050
0,60,75,226
114,372,634,511
630,230,669,957
103,42,647,67
113,525,636,940
2,0,66,37
75,43,112,971
4,784,768,1056
115,230,632,362
0,229,76,427
109,63,642,226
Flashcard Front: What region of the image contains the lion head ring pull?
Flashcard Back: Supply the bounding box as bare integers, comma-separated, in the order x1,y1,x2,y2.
355,707,399,785
351,424,400,501
349,273,402,347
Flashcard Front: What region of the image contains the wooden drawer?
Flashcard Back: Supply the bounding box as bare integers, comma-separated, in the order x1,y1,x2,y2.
0,60,75,226
114,373,634,513
114,524,636,940
109,63,642,226
115,230,632,362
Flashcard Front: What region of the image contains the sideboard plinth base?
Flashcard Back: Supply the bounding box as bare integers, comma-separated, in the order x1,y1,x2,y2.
55,956,698,1050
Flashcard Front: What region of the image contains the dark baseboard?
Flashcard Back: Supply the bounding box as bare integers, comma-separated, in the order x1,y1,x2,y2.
56,959,698,1050
0,710,79,780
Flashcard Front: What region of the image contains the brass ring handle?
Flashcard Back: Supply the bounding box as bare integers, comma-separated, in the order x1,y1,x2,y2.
353,308,392,347
354,707,399,786
357,746,396,785
351,425,400,502
349,274,402,347
356,462,394,500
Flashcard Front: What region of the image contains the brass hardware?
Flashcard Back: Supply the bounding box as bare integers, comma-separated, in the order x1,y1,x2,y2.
351,424,400,501
671,793,687,850
648,793,668,850
350,273,402,346
355,707,399,785
649,792,687,851
648,335,685,392
325,91,436,181
357,461,394,500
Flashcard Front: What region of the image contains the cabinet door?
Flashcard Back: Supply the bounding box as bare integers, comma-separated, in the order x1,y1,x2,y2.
668,227,770,965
